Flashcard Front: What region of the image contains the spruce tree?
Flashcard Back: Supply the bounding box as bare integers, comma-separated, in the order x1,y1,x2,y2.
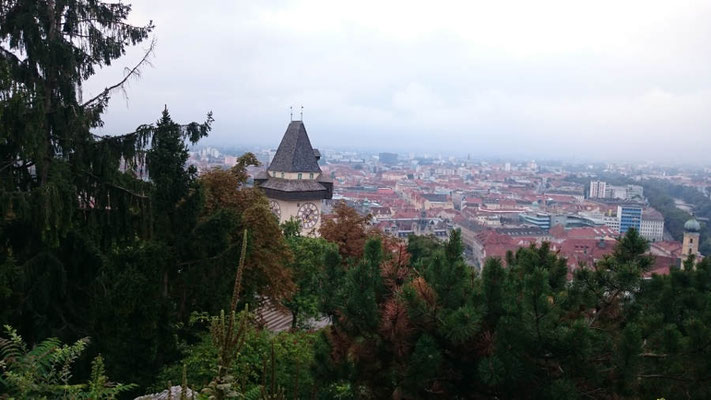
0,1,216,390
0,0,156,340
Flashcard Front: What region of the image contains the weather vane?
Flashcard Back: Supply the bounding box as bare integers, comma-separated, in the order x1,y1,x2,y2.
290,106,293,121
300,105,304,121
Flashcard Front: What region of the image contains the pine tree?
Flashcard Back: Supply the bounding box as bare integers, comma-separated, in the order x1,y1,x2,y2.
628,256,711,399
315,225,666,399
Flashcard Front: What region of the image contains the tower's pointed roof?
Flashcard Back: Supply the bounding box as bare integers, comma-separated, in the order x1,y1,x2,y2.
267,121,321,173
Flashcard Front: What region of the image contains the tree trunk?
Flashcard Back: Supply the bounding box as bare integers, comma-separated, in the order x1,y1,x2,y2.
291,309,298,331
40,0,59,186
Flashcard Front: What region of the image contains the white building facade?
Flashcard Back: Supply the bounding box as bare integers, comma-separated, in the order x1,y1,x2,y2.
589,181,607,198
640,209,665,242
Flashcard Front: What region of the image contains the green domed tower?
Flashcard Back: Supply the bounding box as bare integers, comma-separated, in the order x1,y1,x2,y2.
682,217,701,264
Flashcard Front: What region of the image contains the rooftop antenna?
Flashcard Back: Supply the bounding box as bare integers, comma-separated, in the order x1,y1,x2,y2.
300,105,303,121
290,106,293,121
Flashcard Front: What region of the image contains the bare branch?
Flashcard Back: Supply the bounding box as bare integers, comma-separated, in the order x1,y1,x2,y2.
640,352,668,358
637,374,693,382
0,160,34,173
0,161,13,173
81,169,148,199
0,46,23,65
81,38,155,109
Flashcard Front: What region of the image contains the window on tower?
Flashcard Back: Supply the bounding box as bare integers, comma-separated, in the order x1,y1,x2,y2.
309,172,314,179
298,173,302,179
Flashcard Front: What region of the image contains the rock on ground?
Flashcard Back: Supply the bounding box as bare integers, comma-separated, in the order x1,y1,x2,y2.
135,385,197,400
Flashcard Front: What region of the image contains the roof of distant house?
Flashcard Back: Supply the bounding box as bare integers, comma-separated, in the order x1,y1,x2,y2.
643,208,665,221
422,193,448,202
566,226,618,239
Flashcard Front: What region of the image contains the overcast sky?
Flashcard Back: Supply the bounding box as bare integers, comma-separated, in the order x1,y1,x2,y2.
86,0,711,164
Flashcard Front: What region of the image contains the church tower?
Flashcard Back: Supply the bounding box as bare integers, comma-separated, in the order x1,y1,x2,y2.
682,218,701,265
254,120,333,236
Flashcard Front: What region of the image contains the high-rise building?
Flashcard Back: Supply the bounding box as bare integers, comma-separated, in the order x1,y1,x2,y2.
618,205,642,235
254,120,333,236
589,180,607,198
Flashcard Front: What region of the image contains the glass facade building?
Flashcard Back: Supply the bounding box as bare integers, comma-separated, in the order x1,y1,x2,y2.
520,213,551,230
618,205,642,234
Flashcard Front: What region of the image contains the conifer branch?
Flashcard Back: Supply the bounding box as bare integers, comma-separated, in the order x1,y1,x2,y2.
0,47,22,66
81,170,148,199
176,243,241,267
80,38,155,109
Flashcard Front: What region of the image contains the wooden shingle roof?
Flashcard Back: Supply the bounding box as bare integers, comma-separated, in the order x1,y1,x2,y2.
267,121,321,173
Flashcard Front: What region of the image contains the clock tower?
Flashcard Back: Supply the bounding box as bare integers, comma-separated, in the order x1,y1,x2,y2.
254,120,333,236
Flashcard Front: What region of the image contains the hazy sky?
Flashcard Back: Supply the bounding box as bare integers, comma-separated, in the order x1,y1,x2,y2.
86,0,711,164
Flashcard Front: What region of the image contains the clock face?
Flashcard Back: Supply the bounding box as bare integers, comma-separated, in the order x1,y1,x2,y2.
297,202,319,229
268,200,281,220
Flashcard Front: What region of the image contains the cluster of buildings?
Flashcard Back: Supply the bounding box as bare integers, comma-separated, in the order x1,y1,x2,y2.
187,146,243,172
588,180,644,200
316,153,700,276
242,120,704,279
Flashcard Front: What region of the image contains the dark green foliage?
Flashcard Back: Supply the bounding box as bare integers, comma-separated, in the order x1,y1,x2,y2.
157,328,318,400
89,240,177,388
403,334,441,392
320,244,344,318
282,236,338,329
406,234,440,266
280,218,301,239
628,257,711,399
0,326,136,398
315,226,711,399
158,230,315,399
0,0,226,393
341,238,384,335
0,0,155,244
